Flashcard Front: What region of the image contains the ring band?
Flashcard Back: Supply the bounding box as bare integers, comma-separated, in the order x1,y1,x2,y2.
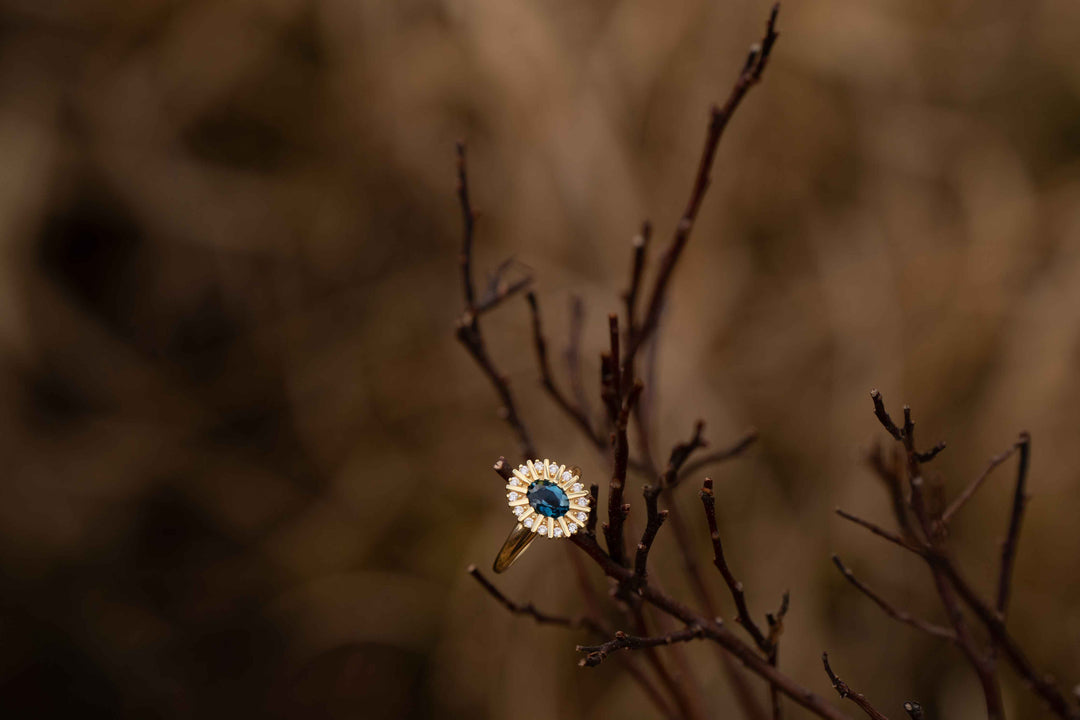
493,522,536,573
492,458,591,573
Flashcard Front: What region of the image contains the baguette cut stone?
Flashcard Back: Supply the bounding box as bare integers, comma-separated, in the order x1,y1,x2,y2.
527,480,570,518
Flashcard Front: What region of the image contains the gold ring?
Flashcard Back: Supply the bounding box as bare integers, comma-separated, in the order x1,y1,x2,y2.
493,458,592,573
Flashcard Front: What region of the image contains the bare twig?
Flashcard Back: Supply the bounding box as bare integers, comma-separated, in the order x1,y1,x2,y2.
661,420,707,488
834,508,925,557
564,295,594,429
996,431,1030,616
586,484,599,536
626,4,780,369
468,565,603,634
634,485,669,587
830,555,955,642
869,389,903,442
624,221,651,338
822,652,891,720
677,428,760,482
526,291,603,446
570,532,850,720
604,380,642,566
940,440,1022,525
700,478,770,652
902,702,924,719
766,592,790,720
454,143,537,459
578,626,707,667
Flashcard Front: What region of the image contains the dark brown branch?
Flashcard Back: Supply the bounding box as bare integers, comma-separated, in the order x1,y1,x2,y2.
940,440,1022,525
604,381,642,566
624,221,651,337
996,431,1030,616
700,478,770,652
624,4,780,368
493,457,514,482
569,532,851,720
564,295,595,429
586,484,599,536
915,442,946,464
468,565,603,635
473,258,534,316
526,291,604,445
454,143,537,459
822,652,891,720
870,389,903,441
634,485,668,587
834,508,925,557
677,428,760,482
766,592,790,720
661,420,707,488
831,555,955,642
578,626,706,667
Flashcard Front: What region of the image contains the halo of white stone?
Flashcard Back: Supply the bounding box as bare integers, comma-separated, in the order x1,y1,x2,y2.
505,457,590,539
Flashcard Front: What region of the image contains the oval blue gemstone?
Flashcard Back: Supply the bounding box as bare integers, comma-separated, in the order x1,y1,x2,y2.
527,480,569,518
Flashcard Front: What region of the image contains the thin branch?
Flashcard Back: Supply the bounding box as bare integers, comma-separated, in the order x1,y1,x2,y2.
996,431,1030,616
569,532,851,720
564,295,595,429
766,592,791,720
661,420,708,488
527,291,603,445
624,221,651,337
940,440,1022,525
677,428,760,482
831,555,956,642
468,565,603,635
634,485,669,587
454,143,537,459
624,4,780,369
604,380,642,566
869,389,903,442
834,508,925,557
822,652,891,720
700,478,770,652
493,456,514,482
578,626,706,667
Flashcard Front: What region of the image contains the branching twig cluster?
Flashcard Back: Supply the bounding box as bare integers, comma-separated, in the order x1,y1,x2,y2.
829,391,1079,720
453,4,1078,720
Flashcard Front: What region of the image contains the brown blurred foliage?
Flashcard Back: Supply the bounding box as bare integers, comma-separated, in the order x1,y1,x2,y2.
0,0,1078,718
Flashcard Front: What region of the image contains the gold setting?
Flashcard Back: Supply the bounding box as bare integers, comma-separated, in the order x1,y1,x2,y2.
504,457,591,539
494,457,590,573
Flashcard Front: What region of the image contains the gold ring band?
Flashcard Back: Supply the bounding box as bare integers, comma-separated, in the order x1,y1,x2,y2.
493,522,537,573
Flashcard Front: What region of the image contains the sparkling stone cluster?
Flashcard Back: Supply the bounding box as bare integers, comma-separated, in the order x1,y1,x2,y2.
505,457,591,539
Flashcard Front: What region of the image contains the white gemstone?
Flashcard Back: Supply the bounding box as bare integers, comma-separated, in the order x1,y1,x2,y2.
549,463,558,474
568,523,578,533
538,525,547,535
554,528,563,538
572,483,583,492
580,496,590,505
524,518,534,528
576,512,587,522
562,471,572,482
508,492,519,501
519,465,529,474
514,507,524,516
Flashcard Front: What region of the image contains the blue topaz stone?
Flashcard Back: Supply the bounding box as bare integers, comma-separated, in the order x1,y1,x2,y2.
527,480,570,518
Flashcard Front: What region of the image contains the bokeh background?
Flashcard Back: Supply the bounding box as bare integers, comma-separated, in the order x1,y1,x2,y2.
1,0,1079,718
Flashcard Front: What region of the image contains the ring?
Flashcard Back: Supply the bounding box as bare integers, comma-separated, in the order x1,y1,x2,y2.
493,458,592,573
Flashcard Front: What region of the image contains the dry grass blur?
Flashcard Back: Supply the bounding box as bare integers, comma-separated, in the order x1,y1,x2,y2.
1,0,1079,718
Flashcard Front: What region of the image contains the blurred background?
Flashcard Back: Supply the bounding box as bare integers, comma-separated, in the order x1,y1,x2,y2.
1,0,1078,718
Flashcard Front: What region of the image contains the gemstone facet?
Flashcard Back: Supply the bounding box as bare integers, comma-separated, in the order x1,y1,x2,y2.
527,480,570,518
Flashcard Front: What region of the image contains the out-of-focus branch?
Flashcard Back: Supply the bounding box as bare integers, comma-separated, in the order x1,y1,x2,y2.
940,439,1022,525
821,653,891,720
677,428,759,483
830,555,955,642
834,508,925,556
996,431,1030,616
902,702,924,719
468,566,603,634
578,626,706,667
526,291,604,446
